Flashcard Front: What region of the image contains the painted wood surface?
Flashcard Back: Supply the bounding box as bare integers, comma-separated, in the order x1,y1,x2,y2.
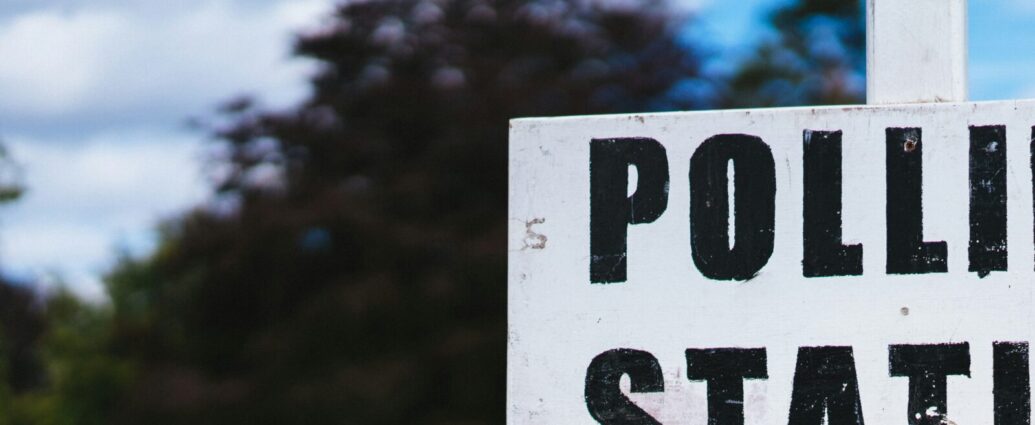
508,100,1035,424
867,0,968,104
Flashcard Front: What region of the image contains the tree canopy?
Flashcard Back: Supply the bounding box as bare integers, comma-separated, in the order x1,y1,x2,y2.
724,0,864,107
0,0,864,423
103,0,706,423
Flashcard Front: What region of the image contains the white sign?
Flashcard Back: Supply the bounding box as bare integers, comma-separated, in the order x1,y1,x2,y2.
508,100,1035,424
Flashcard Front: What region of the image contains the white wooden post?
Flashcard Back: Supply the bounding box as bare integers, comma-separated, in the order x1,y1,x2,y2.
867,0,968,104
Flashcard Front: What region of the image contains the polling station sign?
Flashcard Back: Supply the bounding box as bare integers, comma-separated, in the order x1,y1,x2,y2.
507,100,1035,425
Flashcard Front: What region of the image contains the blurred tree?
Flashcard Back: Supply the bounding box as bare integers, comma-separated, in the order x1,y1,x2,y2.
0,283,43,393
13,0,872,423
723,0,865,107
0,144,26,203
9,291,131,425
98,0,705,423
0,146,45,425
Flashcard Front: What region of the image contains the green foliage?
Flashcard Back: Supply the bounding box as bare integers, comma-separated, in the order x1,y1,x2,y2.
724,0,864,107
0,144,26,205
22,292,133,425
92,0,705,423
0,281,46,425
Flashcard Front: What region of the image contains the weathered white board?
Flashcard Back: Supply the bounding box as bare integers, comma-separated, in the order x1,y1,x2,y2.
867,0,967,104
508,99,1035,424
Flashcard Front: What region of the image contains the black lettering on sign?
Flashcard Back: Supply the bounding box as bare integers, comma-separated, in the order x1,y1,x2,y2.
585,348,664,424
969,125,1008,277
788,346,865,425
1031,127,1035,271
590,138,669,283
685,348,768,425
994,342,1030,425
690,134,776,280
889,343,970,425
803,130,863,277
886,128,948,274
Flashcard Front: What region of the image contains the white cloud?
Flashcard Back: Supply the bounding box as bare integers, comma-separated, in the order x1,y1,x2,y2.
0,0,335,299
0,132,208,300
0,10,120,115
0,0,334,135
10,132,206,214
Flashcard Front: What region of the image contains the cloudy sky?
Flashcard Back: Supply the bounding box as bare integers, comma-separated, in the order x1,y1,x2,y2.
0,0,1031,300
0,0,334,300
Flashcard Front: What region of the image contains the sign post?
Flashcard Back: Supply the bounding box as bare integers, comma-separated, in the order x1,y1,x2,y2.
508,1,1035,424
867,0,967,104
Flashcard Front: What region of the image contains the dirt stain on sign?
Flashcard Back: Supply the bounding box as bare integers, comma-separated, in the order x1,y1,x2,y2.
523,218,547,250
